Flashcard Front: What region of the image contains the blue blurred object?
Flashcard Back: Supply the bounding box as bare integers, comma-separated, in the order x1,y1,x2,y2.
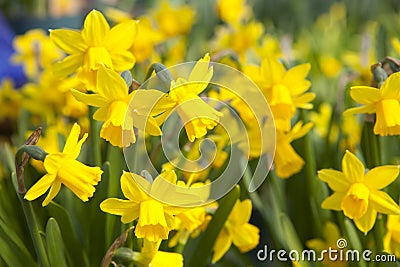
0,12,27,88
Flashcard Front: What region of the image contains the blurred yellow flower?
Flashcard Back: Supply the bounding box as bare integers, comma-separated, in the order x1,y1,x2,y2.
319,54,342,78
0,79,22,120
274,121,313,178
384,214,400,258
12,29,62,79
213,21,263,60
217,0,251,25
71,66,166,147
392,38,400,55
341,115,361,152
50,9,137,90
25,123,103,206
244,57,314,131
344,72,400,136
154,1,195,38
212,199,259,263
22,69,87,119
132,17,164,63
318,150,400,234
100,171,181,242
306,222,348,267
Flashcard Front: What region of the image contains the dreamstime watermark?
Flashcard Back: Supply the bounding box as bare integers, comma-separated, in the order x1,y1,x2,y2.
256,238,397,263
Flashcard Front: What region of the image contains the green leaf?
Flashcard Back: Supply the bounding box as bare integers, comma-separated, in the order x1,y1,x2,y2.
0,220,37,267
184,185,240,267
45,218,67,267
343,219,366,267
47,202,88,267
280,213,310,267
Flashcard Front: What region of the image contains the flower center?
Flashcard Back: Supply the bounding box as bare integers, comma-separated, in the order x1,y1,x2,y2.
84,46,113,71
341,183,369,219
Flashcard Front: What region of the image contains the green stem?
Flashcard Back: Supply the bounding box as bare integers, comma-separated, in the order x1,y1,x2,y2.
20,200,50,267
89,106,102,167
11,170,49,267
362,118,384,264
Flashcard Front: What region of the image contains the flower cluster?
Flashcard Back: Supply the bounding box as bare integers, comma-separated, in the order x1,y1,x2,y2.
3,1,400,266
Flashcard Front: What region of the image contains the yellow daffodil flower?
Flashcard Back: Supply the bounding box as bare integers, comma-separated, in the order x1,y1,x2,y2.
71,66,167,147
244,57,314,131
384,214,400,258
274,121,313,179
132,17,164,63
344,72,400,136
157,54,223,142
154,1,195,38
318,150,400,234
22,69,87,119
212,199,260,263
100,171,182,242
12,29,62,79
135,239,183,267
213,21,263,61
25,123,103,206
306,222,348,267
50,9,137,90
217,0,251,25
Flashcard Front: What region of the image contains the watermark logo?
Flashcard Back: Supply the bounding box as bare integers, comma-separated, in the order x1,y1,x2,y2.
256,238,397,263
123,60,276,206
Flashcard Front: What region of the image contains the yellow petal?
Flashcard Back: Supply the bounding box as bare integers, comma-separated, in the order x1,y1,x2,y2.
343,104,376,116
350,86,380,104
212,228,232,263
82,9,110,46
50,29,87,54
105,20,137,51
354,205,377,235
131,113,162,136
130,89,174,115
24,174,56,201
100,198,139,223
364,165,399,190
63,123,88,158
93,106,109,121
369,190,400,215
321,192,345,211
380,72,400,99
293,92,315,109
53,54,83,77
231,223,260,253
229,199,252,225
43,153,63,174
42,181,61,206
110,50,136,72
318,169,349,192
96,66,127,99
121,172,150,201
188,53,213,94
261,57,285,85
70,89,108,107
342,150,365,183
282,63,311,94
